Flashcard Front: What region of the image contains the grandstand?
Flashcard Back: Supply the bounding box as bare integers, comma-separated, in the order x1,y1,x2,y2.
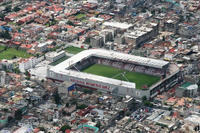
47,49,181,99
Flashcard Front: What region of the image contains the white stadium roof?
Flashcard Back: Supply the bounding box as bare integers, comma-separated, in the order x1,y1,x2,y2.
50,49,169,89
51,49,168,70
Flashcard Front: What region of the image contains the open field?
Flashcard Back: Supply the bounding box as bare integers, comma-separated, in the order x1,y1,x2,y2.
0,45,5,51
82,64,160,90
49,56,69,66
75,13,86,19
65,46,85,54
0,48,32,60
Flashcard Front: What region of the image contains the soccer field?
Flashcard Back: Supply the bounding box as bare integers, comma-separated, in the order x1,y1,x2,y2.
0,45,5,51
82,64,160,90
65,46,85,54
0,48,31,60
49,56,69,66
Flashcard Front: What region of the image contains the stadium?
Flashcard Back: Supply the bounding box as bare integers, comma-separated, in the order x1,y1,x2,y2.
47,49,182,99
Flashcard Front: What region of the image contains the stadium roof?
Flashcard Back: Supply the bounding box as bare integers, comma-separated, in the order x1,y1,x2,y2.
50,49,169,89
53,49,168,69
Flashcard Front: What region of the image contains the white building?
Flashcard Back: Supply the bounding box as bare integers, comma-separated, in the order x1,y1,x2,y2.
45,51,66,63
0,71,6,86
37,41,53,52
103,22,133,30
19,56,44,72
13,125,33,133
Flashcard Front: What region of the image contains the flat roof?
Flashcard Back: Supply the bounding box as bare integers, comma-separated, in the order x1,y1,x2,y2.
103,21,133,29
38,41,53,47
50,49,168,89
46,50,65,58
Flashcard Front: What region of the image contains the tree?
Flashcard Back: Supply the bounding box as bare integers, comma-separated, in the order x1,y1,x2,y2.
151,10,155,16
2,108,8,112
5,30,11,39
7,116,13,123
144,101,153,107
84,37,90,44
38,127,46,132
77,104,87,109
25,70,31,80
25,76,30,80
0,13,5,20
5,5,12,13
60,125,71,133
70,99,77,105
52,41,56,46
62,110,67,116
0,30,12,39
13,68,20,74
65,103,69,107
83,88,93,94
179,15,184,22
96,121,101,129
4,46,8,51
66,20,75,26
15,109,22,120
162,36,165,41
53,91,61,105
12,55,17,59
13,6,21,12
142,96,147,102
168,106,173,111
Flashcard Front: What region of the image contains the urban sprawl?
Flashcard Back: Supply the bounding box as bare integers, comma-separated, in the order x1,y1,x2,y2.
0,0,200,133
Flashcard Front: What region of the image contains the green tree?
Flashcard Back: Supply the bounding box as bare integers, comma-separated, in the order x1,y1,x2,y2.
7,116,13,123
142,96,147,102
77,104,87,109
144,101,153,107
5,5,12,13
13,6,21,12
65,103,69,107
168,106,173,111
38,127,46,132
0,30,12,39
162,36,165,41
96,121,101,129
70,99,77,105
66,20,75,26
0,13,5,20
84,37,90,44
52,41,57,46
15,109,22,120
83,88,93,94
25,71,29,76
4,46,8,51
60,125,71,133
14,68,20,74
53,91,61,105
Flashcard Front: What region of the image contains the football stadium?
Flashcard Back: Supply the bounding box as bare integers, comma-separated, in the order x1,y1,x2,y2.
47,49,182,99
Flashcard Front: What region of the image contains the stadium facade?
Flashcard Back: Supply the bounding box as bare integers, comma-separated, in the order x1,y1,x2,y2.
47,49,182,99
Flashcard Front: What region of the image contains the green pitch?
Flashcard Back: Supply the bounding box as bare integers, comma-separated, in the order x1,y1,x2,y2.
75,13,86,19
65,46,85,54
82,64,160,90
0,48,31,60
49,56,68,66
0,45,5,51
